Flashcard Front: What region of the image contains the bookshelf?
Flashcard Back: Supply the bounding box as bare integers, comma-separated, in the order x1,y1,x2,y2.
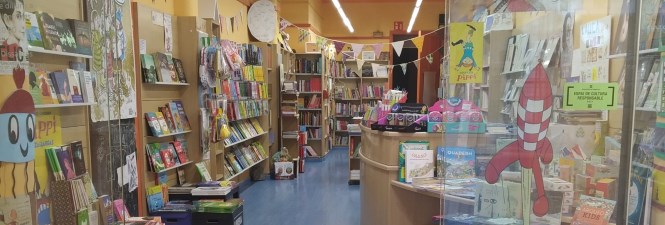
134,5,201,200
469,30,511,122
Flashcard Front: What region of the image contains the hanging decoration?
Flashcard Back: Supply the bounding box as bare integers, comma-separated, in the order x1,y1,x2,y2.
411,36,425,53
392,41,405,57
371,63,381,75
356,59,365,70
412,60,419,70
351,43,365,59
372,44,383,59
426,54,434,64
400,63,408,75
280,18,291,31
334,41,346,55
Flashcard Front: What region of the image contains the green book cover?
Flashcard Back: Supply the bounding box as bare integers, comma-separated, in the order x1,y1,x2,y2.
77,208,89,225
140,54,157,83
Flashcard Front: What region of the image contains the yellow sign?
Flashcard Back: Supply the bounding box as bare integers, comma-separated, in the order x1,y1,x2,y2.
35,109,62,195
449,22,484,84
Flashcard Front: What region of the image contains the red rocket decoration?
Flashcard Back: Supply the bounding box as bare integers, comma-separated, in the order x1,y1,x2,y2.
485,63,553,217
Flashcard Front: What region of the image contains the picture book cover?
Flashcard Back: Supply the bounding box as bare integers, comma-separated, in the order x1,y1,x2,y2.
57,146,76,180
163,142,181,165
442,147,476,179
404,150,434,183
25,11,44,48
53,17,77,53
159,106,176,133
82,174,98,202
77,208,89,225
155,112,171,135
571,195,617,225
174,100,191,131
140,54,157,83
51,71,72,103
31,66,55,104
159,148,176,168
112,199,130,221
145,112,163,136
70,141,86,176
449,22,484,84
168,102,183,132
28,66,43,105
0,195,33,225
67,19,92,55
146,185,164,213
153,52,175,83
80,71,96,103
98,195,114,225
474,181,522,218
398,141,429,182
66,69,84,103
628,163,653,225
172,58,187,83
172,141,188,163
196,162,213,182
37,12,62,51
148,144,165,171
612,0,631,54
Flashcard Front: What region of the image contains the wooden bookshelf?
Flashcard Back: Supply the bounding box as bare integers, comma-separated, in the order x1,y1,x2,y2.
294,53,330,159
470,30,512,122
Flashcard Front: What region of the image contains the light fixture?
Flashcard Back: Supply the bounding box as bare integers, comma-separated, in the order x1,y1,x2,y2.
332,0,354,33
407,0,423,33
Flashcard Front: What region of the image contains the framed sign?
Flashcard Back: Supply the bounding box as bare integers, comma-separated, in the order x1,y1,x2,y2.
362,51,376,60
305,42,321,53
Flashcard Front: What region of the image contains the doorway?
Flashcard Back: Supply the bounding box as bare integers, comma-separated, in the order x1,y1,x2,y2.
391,34,418,103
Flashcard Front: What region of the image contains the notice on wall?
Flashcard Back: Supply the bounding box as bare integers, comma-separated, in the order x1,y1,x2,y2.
563,83,618,110
449,22,484,84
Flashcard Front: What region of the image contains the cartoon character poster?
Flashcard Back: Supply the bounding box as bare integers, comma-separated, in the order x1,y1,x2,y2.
0,0,28,75
32,109,61,225
449,22,483,84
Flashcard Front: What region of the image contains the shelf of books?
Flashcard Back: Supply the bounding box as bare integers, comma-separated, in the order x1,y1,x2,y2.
134,7,202,208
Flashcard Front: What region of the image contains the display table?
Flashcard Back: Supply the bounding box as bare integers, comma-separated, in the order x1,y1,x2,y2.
359,125,444,225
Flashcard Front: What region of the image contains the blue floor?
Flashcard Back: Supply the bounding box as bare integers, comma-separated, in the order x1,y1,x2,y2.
242,148,360,225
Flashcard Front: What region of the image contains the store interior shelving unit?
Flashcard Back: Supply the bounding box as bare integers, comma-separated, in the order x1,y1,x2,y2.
279,47,301,164
292,53,330,160
133,4,201,191
469,30,511,122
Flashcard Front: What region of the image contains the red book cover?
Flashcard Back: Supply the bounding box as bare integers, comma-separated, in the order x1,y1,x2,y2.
160,149,176,168
160,106,176,132
172,141,189,163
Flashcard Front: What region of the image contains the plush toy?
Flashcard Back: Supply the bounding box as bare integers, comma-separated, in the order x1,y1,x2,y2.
485,63,553,217
0,65,36,198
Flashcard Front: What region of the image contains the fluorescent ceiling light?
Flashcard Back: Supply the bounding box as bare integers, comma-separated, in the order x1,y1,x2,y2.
332,0,354,33
407,0,423,32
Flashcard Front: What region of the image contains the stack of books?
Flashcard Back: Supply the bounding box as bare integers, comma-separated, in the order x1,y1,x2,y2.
223,118,266,145
141,53,188,84
29,67,97,105
45,141,87,181
145,140,190,172
227,99,269,121
224,142,269,178
145,100,192,136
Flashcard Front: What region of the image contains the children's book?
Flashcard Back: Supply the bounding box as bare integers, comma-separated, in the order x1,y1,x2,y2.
77,208,89,225
196,162,213,182
28,67,43,105
155,112,171,135
163,142,181,165
25,11,44,48
146,185,165,213
148,143,166,171
172,58,187,83
66,69,84,103
51,71,72,103
172,141,189,163
54,17,78,53
70,141,86,176
398,141,429,182
404,149,434,183
141,54,157,83
98,195,114,225
80,71,96,103
168,102,184,132
67,19,92,55
38,12,62,51
442,147,476,179
57,146,76,180
173,100,191,131
153,52,176,83
160,146,176,168
571,195,616,225
112,199,130,221
145,112,163,136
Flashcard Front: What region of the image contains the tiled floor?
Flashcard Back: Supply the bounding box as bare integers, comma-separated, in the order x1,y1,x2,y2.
242,148,361,225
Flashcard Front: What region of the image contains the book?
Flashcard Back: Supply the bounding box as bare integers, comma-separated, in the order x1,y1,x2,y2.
571,195,616,224
25,11,44,48
640,0,661,50
159,106,177,133
98,195,114,225
54,17,78,53
165,142,181,165
612,0,632,54
168,102,184,132
398,141,430,182
155,112,171,135
173,100,191,131
172,58,187,83
160,146,176,168
441,147,476,179
31,67,55,104
146,185,165,213
37,12,62,51
82,174,98,202
474,182,521,218
172,141,189,163
404,149,434,183
46,147,65,180
627,163,653,225
77,208,89,225
112,199,130,221
80,71,96,103
70,141,86,176
154,52,176,83
176,168,186,186
28,67,43,105
67,19,92,55
145,112,163,136
57,146,76,180
196,162,212,182
66,69,84,103
148,143,166,171
51,71,72,103
140,54,158,83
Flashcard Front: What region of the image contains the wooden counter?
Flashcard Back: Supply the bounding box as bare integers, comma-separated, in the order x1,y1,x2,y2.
359,125,443,225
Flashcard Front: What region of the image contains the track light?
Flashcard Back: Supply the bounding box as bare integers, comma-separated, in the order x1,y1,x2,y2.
332,0,354,33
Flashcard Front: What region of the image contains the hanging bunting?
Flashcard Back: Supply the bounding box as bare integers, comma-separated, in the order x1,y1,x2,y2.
400,63,408,75
299,30,307,42
412,60,419,70
411,36,425,52
280,19,290,31
334,41,345,55
371,63,380,76
356,59,365,71
372,44,382,59
426,54,434,64
392,41,405,57
351,43,364,59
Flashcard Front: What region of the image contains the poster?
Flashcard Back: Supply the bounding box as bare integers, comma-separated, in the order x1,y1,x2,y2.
33,109,61,225
0,0,28,75
449,22,483,84
577,16,611,83
163,14,172,53
0,195,32,225
88,0,137,122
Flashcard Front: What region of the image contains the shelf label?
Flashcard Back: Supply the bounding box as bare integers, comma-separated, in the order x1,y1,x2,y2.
563,83,618,110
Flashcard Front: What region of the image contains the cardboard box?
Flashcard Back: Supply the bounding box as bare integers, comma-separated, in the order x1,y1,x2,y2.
559,165,572,182
544,177,573,191
563,191,574,199
595,178,616,199
574,174,595,195
585,163,618,179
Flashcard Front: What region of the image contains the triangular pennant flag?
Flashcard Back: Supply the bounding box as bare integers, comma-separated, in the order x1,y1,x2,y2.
351,43,364,59
356,59,365,70
400,63,407,75
426,54,434,64
392,41,404,57
371,63,380,76
280,19,290,31
213,0,220,22
412,60,419,70
372,44,382,59
334,41,345,55
299,30,306,42
411,36,424,52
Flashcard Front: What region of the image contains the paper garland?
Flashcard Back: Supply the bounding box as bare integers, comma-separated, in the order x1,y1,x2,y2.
411,36,425,52
334,41,345,55
400,63,408,74
356,59,365,70
372,44,382,58
392,41,405,57
351,43,364,58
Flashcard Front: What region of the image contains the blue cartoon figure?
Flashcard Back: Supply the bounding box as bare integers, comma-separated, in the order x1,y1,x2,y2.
452,24,478,71
0,65,36,198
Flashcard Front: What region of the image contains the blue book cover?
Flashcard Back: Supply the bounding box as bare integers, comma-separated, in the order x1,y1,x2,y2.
628,163,653,225
442,147,476,179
